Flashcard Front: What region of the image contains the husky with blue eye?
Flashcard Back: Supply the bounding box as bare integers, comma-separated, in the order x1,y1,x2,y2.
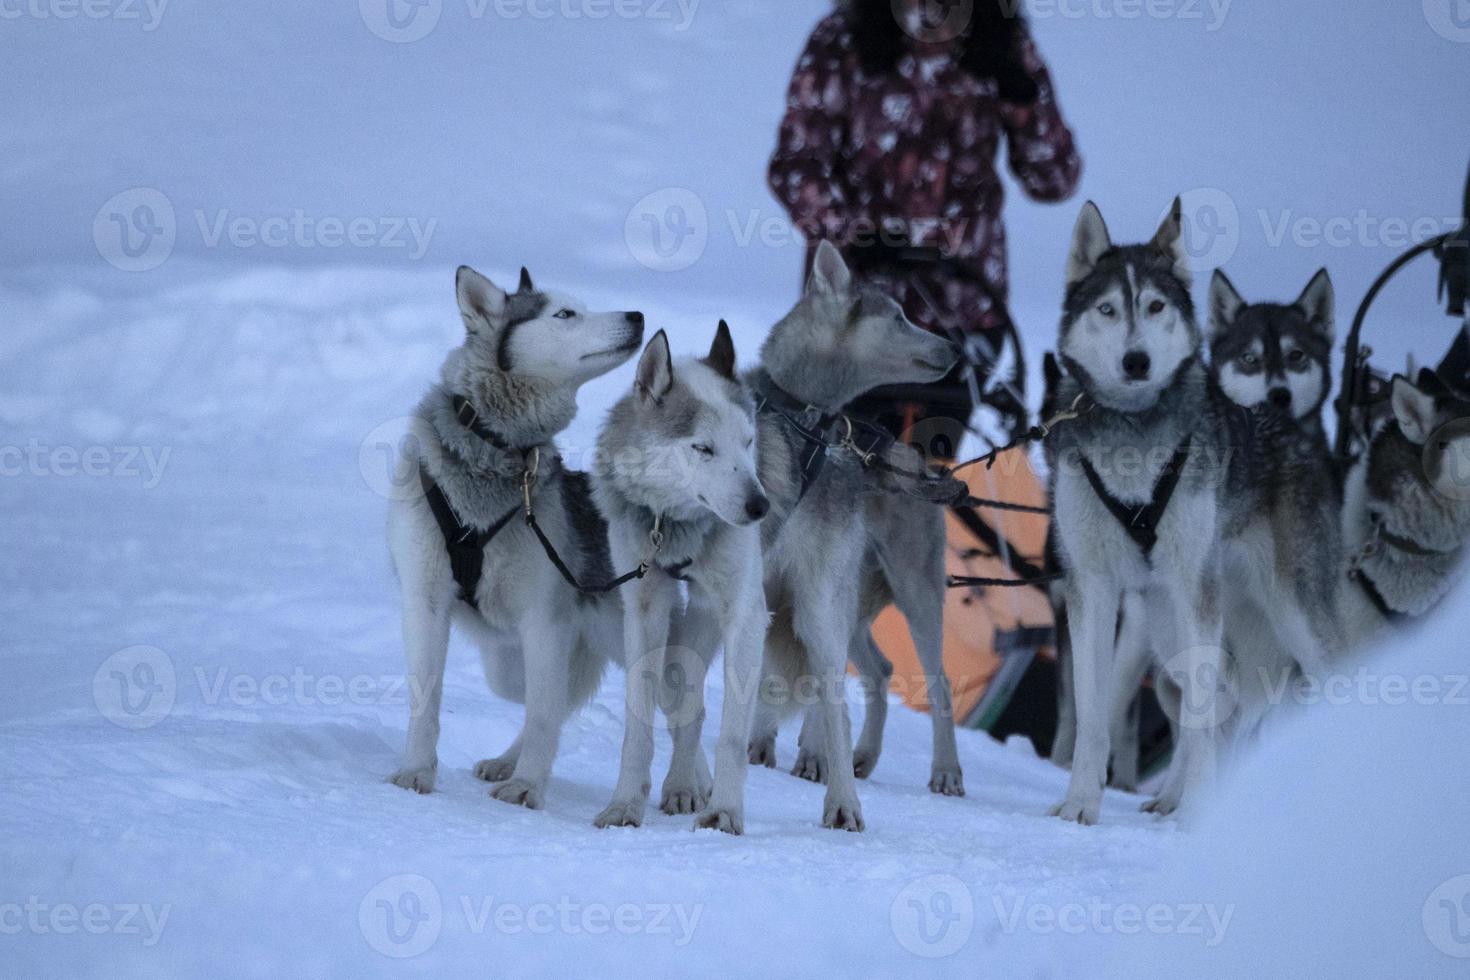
386,265,643,810
1047,200,1249,824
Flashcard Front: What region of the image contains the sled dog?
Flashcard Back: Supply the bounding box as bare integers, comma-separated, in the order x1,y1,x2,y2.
1047,200,1245,823
1338,369,1470,642
591,323,773,834
747,241,962,830
387,266,643,808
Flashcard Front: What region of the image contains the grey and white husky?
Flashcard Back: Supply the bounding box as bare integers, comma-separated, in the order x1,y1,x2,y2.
1048,201,1244,824
591,323,774,834
746,241,961,831
386,265,643,808
1339,370,1470,642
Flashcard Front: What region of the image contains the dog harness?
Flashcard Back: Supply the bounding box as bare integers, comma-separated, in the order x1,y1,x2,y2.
753,379,895,501
1078,435,1193,557
419,395,539,609
1348,510,1459,624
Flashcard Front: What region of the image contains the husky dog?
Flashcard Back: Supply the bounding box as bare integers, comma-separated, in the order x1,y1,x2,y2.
1202,269,1344,737
1339,370,1470,641
747,241,961,830
387,266,643,807
1047,200,1247,824
591,324,774,834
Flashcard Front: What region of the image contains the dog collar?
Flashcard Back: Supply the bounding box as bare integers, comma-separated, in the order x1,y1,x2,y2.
752,377,840,501
452,394,539,458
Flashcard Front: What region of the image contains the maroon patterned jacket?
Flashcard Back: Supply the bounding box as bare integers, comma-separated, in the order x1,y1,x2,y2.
768,8,1081,344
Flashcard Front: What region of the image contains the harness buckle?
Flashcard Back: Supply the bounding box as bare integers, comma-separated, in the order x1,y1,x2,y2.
521,447,541,517
838,416,877,467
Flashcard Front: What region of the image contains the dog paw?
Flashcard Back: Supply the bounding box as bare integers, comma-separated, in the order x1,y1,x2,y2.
660,784,708,816
593,799,645,829
852,747,880,780
1049,799,1099,825
822,796,865,832
747,736,776,768
387,766,436,795
489,778,544,810
1141,795,1179,817
693,808,744,836
791,748,827,784
928,767,965,797
472,756,517,783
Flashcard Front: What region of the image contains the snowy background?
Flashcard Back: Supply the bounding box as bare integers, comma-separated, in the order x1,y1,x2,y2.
2,0,1469,975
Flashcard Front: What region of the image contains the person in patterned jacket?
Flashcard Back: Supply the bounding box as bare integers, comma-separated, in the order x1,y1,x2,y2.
768,0,1081,448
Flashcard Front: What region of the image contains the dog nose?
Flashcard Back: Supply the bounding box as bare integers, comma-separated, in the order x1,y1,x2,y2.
744,494,770,522
1268,387,1292,410
1122,350,1151,380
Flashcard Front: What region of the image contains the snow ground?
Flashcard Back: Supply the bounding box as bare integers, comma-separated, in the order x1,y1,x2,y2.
4,0,1470,976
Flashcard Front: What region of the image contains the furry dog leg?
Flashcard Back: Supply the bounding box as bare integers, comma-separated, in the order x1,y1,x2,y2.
661,600,716,815
595,575,678,827
850,629,891,779
1051,575,1119,825
696,550,768,834
1106,591,1150,791
793,582,864,831
387,578,453,794
490,615,577,810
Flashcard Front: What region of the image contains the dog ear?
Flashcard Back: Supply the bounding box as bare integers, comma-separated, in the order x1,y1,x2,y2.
456,265,507,330
1391,374,1438,445
1293,268,1335,343
635,330,674,406
517,267,535,294
704,320,737,381
809,240,852,296
1066,202,1111,288
1151,196,1190,283
1208,269,1246,339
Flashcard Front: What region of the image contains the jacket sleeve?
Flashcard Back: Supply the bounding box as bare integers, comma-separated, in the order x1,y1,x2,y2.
767,17,852,242
998,34,1082,203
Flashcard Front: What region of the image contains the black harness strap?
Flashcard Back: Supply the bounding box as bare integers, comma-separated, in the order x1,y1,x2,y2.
523,511,651,595
1079,436,1193,557
419,466,520,608
754,382,839,500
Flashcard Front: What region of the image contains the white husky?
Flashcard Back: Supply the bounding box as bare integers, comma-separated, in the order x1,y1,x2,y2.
591,324,772,833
